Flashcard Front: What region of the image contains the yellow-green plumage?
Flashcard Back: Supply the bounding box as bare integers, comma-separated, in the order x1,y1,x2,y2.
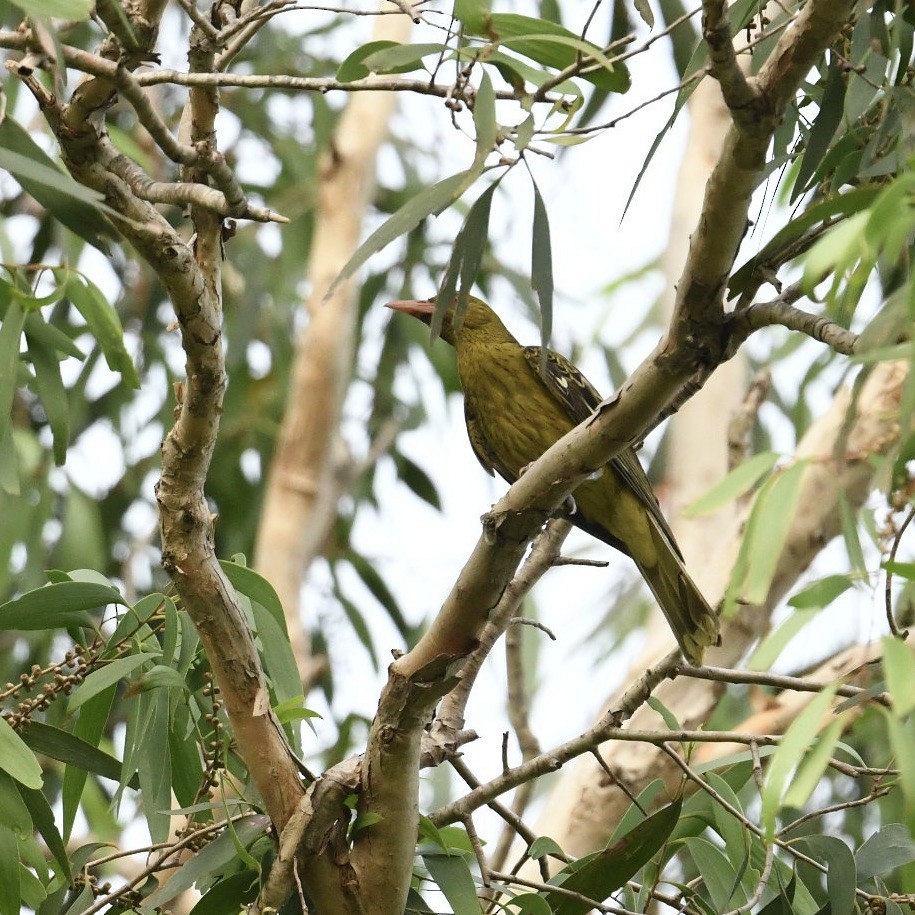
387,295,719,664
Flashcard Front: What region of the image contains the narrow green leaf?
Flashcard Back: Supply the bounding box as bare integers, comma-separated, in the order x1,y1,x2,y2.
126,664,188,695
761,684,839,837
338,41,445,81
0,301,26,453
0,824,19,915
138,816,271,912
25,329,70,465
64,276,139,387
782,715,845,808
220,560,288,636
794,835,855,915
792,59,846,199
423,852,482,915
882,635,915,717
0,581,123,631
137,691,171,842
0,770,31,835
473,71,498,165
788,575,855,609
479,14,630,93
0,425,18,495
20,721,136,787
187,872,259,915
0,119,109,250
436,181,498,339
63,685,115,840
748,608,821,670
68,653,160,712
686,836,740,911
730,186,880,297
18,785,69,879
530,177,553,357
683,452,779,518
333,170,475,296
739,461,807,605
0,717,42,789
11,0,92,18
884,709,915,822
855,824,915,881
545,801,681,914
505,894,552,915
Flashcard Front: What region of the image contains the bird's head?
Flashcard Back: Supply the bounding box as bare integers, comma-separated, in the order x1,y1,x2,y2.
385,295,508,347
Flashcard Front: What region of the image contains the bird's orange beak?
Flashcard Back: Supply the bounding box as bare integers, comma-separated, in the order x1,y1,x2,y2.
385,299,435,323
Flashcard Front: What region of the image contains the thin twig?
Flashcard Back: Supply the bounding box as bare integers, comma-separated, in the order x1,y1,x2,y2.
884,504,914,638
672,663,889,707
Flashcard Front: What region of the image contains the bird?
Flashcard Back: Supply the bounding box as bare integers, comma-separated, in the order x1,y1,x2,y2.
386,294,719,664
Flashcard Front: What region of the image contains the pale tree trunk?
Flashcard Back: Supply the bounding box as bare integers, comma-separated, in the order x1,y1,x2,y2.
254,5,413,683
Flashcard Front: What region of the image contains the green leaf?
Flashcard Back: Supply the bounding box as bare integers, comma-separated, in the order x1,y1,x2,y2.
436,181,498,339
0,579,120,632
338,41,445,81
782,715,844,809
68,653,160,712
363,42,448,74
220,559,289,637
187,872,259,915
20,721,137,787
749,607,820,670
333,169,477,295
0,770,31,835
138,816,271,912
480,14,630,93
794,835,855,915
0,717,42,789
855,824,915,881
0,296,25,469
18,785,69,879
63,684,115,840
760,684,839,838
64,276,139,387
505,893,552,915
801,210,869,294
792,59,846,200
884,708,915,823
734,461,807,605
25,329,70,465
882,634,915,717
528,835,566,859
454,0,490,31
530,177,553,356
422,852,481,915
544,800,681,914
787,575,855,609
10,0,92,18
125,664,188,695
683,451,779,517
0,824,19,915
0,118,109,250
473,71,498,165
686,836,740,911
729,186,880,297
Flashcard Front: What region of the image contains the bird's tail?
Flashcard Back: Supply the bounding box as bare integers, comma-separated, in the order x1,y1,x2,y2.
634,522,720,665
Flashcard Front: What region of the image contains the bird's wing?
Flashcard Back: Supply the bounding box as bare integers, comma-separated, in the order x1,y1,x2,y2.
523,347,601,423
464,398,496,477
523,346,682,560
